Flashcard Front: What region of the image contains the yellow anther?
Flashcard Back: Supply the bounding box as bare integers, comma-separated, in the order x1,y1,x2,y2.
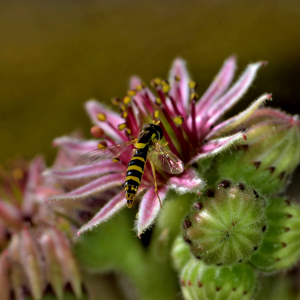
126,128,132,135
112,157,120,163
153,110,160,119
190,92,199,101
120,104,127,111
174,116,184,126
12,168,24,180
127,90,136,96
162,82,170,93
123,96,131,105
189,81,197,89
155,98,162,105
122,111,128,119
111,97,120,106
175,75,181,82
151,78,162,87
136,84,143,91
97,113,106,122
97,142,106,149
118,123,127,131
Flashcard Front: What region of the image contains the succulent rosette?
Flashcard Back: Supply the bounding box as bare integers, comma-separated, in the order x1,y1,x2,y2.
0,157,82,300
45,56,270,236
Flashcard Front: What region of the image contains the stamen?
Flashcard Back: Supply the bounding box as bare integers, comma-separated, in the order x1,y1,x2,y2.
155,98,162,105
191,99,198,144
174,116,184,126
151,78,162,87
97,113,106,122
175,75,181,82
122,111,128,119
127,90,136,97
119,103,127,112
162,80,170,93
126,106,139,137
123,96,131,105
118,123,127,131
98,141,107,149
153,110,160,120
126,129,132,135
112,158,120,163
136,82,145,91
90,126,104,138
111,97,120,106
189,81,197,89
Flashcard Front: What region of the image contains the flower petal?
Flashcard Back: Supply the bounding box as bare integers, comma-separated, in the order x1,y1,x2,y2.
0,200,22,229
48,173,124,201
77,191,126,235
206,93,272,139
168,168,205,194
85,100,126,142
53,137,99,155
196,55,237,115
205,61,266,128
136,186,168,237
189,132,245,164
44,161,126,180
169,58,190,111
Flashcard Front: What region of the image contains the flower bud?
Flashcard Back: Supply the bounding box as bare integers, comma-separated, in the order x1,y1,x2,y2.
215,109,300,196
171,235,191,272
250,197,300,272
180,258,257,300
183,180,266,265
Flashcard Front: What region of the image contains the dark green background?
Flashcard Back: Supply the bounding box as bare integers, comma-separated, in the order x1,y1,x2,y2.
1,0,300,165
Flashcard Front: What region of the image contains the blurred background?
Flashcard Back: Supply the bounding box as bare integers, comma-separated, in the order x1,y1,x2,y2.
1,0,300,170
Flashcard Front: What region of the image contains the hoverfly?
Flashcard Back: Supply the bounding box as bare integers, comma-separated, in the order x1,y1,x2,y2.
78,121,184,208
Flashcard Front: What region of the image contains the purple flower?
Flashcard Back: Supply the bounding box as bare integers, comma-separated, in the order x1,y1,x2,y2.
46,57,270,236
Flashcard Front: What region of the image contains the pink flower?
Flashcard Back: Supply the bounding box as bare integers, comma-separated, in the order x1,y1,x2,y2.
46,56,271,237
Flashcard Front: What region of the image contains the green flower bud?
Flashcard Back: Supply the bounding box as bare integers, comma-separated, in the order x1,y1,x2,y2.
183,180,266,265
215,109,300,195
171,236,192,272
180,258,257,300
250,197,300,272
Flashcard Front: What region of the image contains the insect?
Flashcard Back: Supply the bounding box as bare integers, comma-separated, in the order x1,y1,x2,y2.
78,121,184,208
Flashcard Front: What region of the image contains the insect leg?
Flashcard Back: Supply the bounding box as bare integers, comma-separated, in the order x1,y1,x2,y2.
150,161,162,208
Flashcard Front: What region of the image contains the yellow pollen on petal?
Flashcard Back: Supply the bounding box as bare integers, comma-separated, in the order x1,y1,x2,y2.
174,116,184,126
189,81,197,89
112,157,120,163
97,113,106,122
118,123,127,131
155,98,162,105
123,96,131,105
127,90,136,96
191,92,199,101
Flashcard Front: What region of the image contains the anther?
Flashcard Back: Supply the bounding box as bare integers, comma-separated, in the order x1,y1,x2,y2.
111,97,120,106
126,128,132,135
127,90,136,96
175,75,181,82
174,116,184,126
97,113,106,122
162,80,170,93
155,98,162,105
119,104,127,111
118,123,127,131
97,141,107,149
190,92,199,101
123,96,131,105
153,110,160,119
90,126,104,138
122,111,128,119
189,81,197,89
151,78,162,87
112,158,120,163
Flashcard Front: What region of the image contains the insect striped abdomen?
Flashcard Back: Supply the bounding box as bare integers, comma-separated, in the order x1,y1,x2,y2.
125,148,148,207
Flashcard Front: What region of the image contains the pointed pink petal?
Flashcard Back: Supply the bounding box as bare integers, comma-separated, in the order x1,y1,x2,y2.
23,155,46,215
169,58,190,110
77,191,126,235
44,161,126,180
53,137,99,155
168,168,205,194
48,173,124,201
196,55,237,115
0,250,11,300
206,93,272,139
206,61,266,128
136,186,168,236
189,132,245,164
85,100,126,142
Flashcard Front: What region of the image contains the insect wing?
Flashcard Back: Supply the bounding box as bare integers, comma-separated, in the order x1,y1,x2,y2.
78,140,136,165
149,143,184,174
